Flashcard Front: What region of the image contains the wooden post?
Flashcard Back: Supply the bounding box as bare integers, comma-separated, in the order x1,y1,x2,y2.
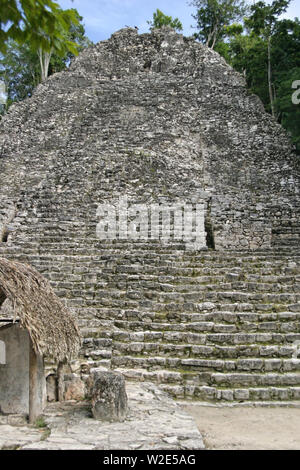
0,288,6,307
57,361,65,402
29,339,41,424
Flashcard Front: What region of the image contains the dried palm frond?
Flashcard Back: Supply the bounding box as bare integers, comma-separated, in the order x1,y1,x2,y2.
0,258,81,363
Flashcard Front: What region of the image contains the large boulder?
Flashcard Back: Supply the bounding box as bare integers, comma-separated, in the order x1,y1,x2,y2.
91,371,128,422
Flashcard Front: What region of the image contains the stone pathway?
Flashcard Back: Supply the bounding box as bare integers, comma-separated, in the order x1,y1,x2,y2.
0,382,205,450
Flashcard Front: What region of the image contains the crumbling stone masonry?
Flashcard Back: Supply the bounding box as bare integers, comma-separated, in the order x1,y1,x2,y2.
0,27,299,402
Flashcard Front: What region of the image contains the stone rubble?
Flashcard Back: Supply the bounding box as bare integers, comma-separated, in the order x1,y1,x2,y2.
0,382,205,450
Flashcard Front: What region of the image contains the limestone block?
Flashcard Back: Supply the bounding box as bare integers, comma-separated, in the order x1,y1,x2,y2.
64,374,85,401
91,371,128,422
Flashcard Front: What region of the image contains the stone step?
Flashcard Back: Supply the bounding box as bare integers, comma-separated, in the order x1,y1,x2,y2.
112,321,300,340
96,340,296,361
0,243,282,257
3,239,300,260
113,317,300,333
3,245,299,263
76,306,300,322
42,286,300,304
49,277,300,290
4,250,299,269
62,290,300,308
23,271,300,286
2,252,299,280
110,330,300,352
112,354,300,373
11,229,300,248
159,383,300,401
210,372,300,387
1,238,300,402
16,243,300,257
53,297,300,316
111,338,300,361
113,367,300,401
111,312,300,329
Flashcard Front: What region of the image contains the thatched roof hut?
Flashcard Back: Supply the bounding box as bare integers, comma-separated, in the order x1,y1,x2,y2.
0,258,81,363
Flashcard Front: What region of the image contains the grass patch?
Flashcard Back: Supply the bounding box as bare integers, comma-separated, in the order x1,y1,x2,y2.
34,416,47,428
40,428,51,441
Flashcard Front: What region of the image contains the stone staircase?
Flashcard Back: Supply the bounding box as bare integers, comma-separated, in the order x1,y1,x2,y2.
0,234,300,403
0,25,299,407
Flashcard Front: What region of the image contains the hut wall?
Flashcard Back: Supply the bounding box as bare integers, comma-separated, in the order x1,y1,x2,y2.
0,324,45,415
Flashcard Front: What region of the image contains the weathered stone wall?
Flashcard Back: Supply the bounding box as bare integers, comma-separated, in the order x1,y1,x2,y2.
0,324,45,414
0,27,299,402
1,242,300,403
0,27,298,250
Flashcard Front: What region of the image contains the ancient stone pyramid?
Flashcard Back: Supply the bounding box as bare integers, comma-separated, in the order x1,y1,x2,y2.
0,27,300,403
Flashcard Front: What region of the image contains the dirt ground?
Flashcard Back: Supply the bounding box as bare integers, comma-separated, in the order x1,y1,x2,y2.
184,405,300,450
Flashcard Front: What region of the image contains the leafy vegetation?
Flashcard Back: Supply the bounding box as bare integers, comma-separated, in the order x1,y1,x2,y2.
34,415,47,428
0,8,92,108
192,0,300,153
147,9,183,32
190,0,248,48
0,0,79,55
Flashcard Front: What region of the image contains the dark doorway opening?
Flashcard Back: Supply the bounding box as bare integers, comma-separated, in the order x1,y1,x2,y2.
1,228,9,243
205,219,215,249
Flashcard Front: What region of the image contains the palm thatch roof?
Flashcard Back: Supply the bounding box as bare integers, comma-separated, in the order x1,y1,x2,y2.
0,258,81,362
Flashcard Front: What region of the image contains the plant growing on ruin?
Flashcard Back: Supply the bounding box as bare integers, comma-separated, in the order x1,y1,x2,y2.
147,9,183,32
34,416,47,428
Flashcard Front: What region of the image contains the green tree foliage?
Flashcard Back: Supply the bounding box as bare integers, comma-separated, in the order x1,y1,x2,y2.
148,9,183,32
0,9,92,108
37,8,92,81
202,0,300,153
0,38,40,107
275,67,300,152
244,0,290,116
221,29,271,106
0,0,80,56
191,0,248,48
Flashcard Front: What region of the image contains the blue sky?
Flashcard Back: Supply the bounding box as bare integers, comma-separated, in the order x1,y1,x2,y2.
57,0,300,44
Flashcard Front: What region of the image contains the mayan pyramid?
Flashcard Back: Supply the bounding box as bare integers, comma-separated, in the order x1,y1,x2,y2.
0,27,300,402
